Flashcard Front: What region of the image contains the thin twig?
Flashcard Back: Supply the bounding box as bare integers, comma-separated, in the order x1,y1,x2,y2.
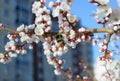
104,64,112,81
104,34,112,58
86,69,98,81
0,24,19,34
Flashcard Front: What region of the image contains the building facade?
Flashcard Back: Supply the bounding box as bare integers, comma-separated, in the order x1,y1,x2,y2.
0,0,34,81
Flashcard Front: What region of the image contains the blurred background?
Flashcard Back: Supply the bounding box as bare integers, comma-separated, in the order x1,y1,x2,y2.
0,0,119,81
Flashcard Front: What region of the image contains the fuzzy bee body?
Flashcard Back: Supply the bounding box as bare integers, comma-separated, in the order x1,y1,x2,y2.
56,34,64,43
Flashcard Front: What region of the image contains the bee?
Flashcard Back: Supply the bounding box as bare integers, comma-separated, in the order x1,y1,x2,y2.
56,34,64,43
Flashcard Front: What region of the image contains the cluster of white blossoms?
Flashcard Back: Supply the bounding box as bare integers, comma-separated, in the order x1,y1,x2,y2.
17,24,40,44
98,42,113,61
1,0,120,80
94,61,120,81
91,0,112,23
90,0,120,80
0,0,78,76
91,0,120,30
0,53,9,64
2,24,41,59
90,0,120,61
94,6,112,21
49,0,71,17
32,0,52,35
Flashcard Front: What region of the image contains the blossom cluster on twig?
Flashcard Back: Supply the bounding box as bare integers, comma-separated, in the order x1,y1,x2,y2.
0,0,120,81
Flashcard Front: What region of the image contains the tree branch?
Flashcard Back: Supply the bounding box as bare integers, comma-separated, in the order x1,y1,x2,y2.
0,24,19,34
85,28,114,34
86,69,98,81
0,23,118,35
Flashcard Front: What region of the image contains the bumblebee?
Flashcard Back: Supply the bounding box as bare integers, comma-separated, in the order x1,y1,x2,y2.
56,34,64,43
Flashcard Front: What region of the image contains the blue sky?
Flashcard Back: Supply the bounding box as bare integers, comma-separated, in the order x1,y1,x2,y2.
71,0,119,63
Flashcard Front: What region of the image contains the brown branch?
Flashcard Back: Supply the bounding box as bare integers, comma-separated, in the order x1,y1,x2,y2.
74,78,83,81
0,23,117,35
18,41,27,47
104,34,112,58
85,28,114,34
104,64,112,81
4,27,19,34
0,24,19,34
86,69,98,81
44,28,117,37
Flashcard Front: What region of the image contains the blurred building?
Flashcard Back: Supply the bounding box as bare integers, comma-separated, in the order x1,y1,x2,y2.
0,0,34,81
0,0,93,81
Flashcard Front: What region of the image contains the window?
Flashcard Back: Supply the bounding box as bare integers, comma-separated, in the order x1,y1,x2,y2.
4,0,9,4
38,74,43,79
4,9,9,17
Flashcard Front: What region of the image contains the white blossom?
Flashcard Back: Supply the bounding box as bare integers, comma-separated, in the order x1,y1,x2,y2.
113,26,118,31
43,7,50,14
63,26,71,32
32,1,41,14
60,1,70,11
35,8,44,17
94,61,120,81
64,0,73,6
34,24,45,35
52,45,56,52
21,50,27,54
47,21,52,25
26,24,35,29
58,60,63,64
54,69,61,75
0,53,4,58
69,42,76,48
35,16,43,25
81,35,85,40
52,7,60,17
32,35,40,43
44,50,52,56
78,28,85,32
43,41,51,50
63,46,68,53
19,32,25,37
17,24,24,31
67,14,77,23
43,15,51,21
20,36,27,42
57,47,63,56
26,36,33,43
109,8,120,25
20,35,33,43
16,50,20,54
69,29,75,39
9,52,17,58
49,1,54,8
47,56,57,66
5,40,16,51
45,26,51,32
0,59,6,64
94,6,112,20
